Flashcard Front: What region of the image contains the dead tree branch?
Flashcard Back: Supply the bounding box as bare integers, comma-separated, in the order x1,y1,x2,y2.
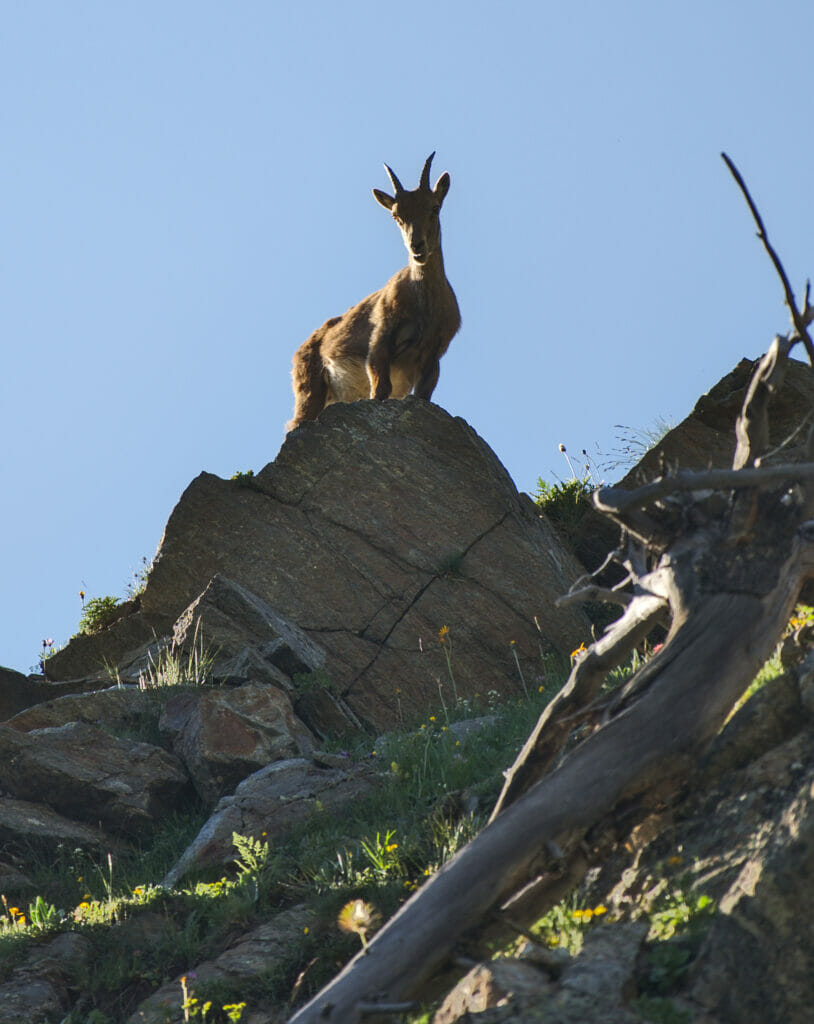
722,152,814,364
595,460,814,515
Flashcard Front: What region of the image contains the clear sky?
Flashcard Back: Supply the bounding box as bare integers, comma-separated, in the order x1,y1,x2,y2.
2,1,812,673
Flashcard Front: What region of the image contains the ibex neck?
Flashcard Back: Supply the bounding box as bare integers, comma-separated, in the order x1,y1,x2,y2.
408,249,446,283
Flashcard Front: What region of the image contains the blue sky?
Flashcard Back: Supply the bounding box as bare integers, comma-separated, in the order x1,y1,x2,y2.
2,1,813,673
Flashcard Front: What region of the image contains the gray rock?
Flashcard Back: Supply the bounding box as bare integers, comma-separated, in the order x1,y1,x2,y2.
0,721,190,837
0,796,117,859
163,757,376,885
3,683,158,735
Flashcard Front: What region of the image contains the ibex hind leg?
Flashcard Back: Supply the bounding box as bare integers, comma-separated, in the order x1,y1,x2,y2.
286,334,329,432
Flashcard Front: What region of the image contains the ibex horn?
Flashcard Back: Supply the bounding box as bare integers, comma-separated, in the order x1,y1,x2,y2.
383,163,404,195
419,151,436,191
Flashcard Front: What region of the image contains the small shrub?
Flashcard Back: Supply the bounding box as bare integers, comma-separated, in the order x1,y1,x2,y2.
78,596,122,635
534,478,594,551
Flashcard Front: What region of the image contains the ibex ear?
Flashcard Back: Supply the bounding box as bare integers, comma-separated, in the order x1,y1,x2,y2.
433,172,451,204
372,188,395,211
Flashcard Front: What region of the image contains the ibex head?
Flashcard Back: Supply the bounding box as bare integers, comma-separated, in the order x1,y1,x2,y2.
372,152,451,266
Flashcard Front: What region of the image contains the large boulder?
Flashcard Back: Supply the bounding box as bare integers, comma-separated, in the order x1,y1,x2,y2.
45,400,589,730
0,721,190,837
158,682,315,805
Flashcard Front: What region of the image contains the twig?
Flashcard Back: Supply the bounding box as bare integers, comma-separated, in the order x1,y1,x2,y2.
721,152,814,364
596,461,814,514
556,586,633,609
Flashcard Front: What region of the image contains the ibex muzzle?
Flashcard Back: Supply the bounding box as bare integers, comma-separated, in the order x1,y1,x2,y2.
286,153,460,432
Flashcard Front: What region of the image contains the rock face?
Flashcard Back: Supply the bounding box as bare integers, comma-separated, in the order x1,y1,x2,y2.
43,399,589,730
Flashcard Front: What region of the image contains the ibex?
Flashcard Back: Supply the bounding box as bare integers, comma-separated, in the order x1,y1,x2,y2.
286,153,460,432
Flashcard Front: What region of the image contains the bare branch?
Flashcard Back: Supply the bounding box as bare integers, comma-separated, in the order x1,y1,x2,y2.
556,586,632,609
721,152,814,364
596,461,814,515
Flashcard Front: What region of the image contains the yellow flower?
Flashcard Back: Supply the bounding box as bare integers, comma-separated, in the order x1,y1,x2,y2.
668,855,684,866
303,926,309,934
438,625,450,642
133,886,144,896
570,641,587,659
8,907,19,915
593,905,608,916
429,715,436,722
386,843,398,852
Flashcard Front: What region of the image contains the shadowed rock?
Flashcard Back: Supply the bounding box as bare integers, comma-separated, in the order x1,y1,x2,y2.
0,721,190,837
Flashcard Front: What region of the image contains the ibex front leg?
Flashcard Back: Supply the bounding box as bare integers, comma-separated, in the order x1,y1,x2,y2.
415,357,440,401
366,329,394,401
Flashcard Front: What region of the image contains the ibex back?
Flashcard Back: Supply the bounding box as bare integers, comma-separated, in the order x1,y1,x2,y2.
286,153,460,432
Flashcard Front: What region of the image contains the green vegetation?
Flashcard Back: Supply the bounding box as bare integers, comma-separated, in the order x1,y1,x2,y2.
78,595,122,635
534,476,594,549
3,608,796,1020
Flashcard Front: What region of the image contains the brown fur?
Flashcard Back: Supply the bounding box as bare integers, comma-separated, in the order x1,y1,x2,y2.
286,153,461,432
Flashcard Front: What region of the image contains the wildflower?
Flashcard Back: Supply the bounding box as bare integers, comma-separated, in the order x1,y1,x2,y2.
538,685,545,692
570,641,587,659
438,625,450,642
429,715,436,722
303,926,309,934
133,886,144,896
420,724,426,730
668,855,684,866
385,843,398,853
593,905,608,916
337,899,380,948
509,639,516,646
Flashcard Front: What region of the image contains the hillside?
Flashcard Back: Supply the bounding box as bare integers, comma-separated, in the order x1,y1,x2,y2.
2,371,814,1023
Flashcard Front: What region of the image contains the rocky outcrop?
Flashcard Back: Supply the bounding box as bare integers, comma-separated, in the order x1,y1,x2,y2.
43,400,589,730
